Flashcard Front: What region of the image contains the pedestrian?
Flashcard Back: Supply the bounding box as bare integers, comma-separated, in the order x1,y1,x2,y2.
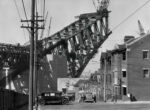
93,94,96,103
112,94,117,103
130,93,137,102
81,94,84,102
83,94,86,102
111,94,114,102
78,94,82,103
114,94,117,102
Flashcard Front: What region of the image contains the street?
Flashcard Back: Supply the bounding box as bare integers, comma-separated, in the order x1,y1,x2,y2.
38,101,150,110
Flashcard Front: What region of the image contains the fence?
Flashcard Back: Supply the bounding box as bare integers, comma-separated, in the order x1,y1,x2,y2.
0,88,28,110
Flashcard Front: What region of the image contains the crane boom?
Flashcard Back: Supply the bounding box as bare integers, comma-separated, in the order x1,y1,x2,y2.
92,0,110,12
138,20,145,36
99,0,110,11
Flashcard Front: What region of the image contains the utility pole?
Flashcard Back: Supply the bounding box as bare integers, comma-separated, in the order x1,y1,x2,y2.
29,0,35,110
21,0,44,110
33,12,38,110
103,58,107,102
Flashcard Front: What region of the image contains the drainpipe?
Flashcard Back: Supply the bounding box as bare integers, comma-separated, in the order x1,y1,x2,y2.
103,59,107,102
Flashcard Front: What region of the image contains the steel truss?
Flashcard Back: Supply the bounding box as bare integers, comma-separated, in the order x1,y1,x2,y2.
0,43,29,87
0,8,111,89
40,9,111,77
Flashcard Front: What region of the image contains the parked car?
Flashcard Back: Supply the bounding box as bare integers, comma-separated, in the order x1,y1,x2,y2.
38,91,69,105
84,92,94,103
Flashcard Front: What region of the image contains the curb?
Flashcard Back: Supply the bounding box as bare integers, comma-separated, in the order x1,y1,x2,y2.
95,101,150,104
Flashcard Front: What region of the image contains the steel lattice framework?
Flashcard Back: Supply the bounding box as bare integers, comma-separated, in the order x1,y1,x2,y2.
0,43,29,87
0,5,111,90
40,9,111,77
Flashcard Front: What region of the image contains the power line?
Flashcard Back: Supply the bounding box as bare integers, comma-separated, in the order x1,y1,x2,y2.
13,0,22,20
40,11,48,39
40,0,43,18
47,17,52,36
43,0,46,18
41,0,46,38
92,0,97,11
35,0,38,13
112,0,150,31
13,0,27,42
22,0,30,27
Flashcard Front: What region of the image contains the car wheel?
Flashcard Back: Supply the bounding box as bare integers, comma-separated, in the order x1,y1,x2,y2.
62,98,69,105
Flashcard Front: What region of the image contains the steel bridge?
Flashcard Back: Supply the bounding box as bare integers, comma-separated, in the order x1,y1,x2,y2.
0,4,111,93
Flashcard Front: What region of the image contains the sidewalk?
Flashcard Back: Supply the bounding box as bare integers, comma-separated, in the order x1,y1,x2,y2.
72,99,150,105
96,100,150,104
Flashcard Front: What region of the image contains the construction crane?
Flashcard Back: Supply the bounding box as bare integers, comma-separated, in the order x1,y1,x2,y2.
138,20,145,36
47,17,52,37
99,0,110,10
92,0,110,12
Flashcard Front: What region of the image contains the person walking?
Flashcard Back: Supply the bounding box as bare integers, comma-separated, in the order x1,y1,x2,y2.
93,94,97,103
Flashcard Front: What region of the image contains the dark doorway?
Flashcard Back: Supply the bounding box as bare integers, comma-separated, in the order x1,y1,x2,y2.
123,87,127,95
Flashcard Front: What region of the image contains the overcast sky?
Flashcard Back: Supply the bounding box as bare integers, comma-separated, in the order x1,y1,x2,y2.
0,0,150,74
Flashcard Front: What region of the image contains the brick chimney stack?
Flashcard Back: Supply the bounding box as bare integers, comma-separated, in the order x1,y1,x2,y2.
124,36,135,43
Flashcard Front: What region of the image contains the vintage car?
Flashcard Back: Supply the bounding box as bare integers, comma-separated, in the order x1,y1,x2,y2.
38,91,69,105
84,92,94,103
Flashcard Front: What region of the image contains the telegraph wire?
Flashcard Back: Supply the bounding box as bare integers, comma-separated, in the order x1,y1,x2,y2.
21,0,32,43
13,0,27,42
35,0,38,14
112,0,150,31
42,0,46,38
21,0,30,28
40,0,43,19
92,0,97,11
13,0,22,20
47,17,52,37
40,11,48,39
43,0,46,18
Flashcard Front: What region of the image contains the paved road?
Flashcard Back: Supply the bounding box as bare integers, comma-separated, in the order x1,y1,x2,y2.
38,101,150,110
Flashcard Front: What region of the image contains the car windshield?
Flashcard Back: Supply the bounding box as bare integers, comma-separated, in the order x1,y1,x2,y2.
42,92,62,97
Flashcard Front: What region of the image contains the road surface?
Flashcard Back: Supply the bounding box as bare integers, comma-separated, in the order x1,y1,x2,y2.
38,101,150,110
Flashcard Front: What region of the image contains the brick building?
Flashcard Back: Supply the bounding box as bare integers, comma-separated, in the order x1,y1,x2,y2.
100,34,150,101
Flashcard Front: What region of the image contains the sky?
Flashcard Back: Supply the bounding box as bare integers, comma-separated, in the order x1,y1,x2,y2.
1,0,150,74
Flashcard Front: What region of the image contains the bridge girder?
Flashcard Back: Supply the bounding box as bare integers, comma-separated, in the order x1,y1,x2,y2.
40,9,111,77
0,8,111,91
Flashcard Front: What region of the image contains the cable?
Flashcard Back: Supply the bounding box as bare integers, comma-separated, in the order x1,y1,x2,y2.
35,0,38,13
43,0,46,18
21,0,29,27
40,0,43,18
21,0,31,41
112,0,150,31
40,11,48,39
92,0,97,11
47,17,52,36
13,0,27,42
13,0,22,20
41,0,46,38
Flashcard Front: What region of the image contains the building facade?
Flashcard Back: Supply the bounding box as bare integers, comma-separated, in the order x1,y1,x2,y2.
100,34,150,101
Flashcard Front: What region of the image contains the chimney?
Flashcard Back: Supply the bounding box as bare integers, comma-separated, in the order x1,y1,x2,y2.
124,36,135,43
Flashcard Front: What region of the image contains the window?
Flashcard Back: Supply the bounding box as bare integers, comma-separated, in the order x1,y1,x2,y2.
143,69,149,78
143,50,149,59
122,71,126,78
122,51,126,60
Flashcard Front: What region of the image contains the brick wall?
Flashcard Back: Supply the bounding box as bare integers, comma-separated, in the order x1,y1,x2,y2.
127,34,150,101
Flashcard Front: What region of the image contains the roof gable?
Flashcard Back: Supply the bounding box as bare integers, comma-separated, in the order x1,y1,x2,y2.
127,33,150,47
